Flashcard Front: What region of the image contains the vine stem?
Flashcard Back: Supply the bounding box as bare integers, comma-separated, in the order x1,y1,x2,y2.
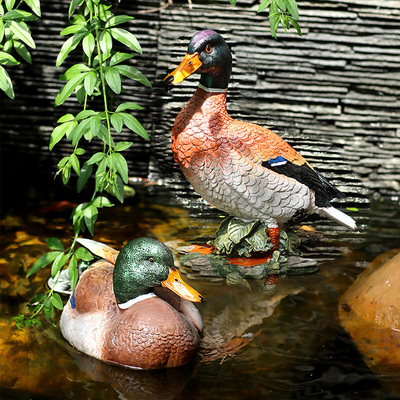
94,3,112,155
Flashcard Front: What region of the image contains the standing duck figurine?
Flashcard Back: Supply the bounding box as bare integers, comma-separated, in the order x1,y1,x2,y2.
165,30,356,256
60,237,204,369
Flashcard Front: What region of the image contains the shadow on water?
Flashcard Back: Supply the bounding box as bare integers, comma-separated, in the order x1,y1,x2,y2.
1,184,400,400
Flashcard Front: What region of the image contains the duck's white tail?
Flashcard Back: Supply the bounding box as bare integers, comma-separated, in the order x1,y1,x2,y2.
320,206,357,230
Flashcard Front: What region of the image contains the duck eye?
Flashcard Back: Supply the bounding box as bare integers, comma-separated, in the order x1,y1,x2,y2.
205,44,212,53
148,257,155,263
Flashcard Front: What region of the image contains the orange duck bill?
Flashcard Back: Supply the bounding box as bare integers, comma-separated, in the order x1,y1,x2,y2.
162,267,204,303
164,53,202,84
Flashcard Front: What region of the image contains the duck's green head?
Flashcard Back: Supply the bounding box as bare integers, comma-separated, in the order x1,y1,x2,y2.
165,30,232,90
113,238,204,307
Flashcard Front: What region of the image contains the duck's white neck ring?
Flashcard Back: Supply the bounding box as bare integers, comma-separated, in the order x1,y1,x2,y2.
118,292,156,309
198,84,227,94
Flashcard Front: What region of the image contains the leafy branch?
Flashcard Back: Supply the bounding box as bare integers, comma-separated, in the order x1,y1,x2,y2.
230,0,301,38
0,0,40,98
14,0,151,329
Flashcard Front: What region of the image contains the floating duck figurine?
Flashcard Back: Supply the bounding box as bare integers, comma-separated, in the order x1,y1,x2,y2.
60,238,204,370
165,30,356,253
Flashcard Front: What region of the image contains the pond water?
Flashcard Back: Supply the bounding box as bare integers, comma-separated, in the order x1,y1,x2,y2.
1,184,400,400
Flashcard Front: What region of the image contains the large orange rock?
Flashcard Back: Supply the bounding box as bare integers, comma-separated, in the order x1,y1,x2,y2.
339,249,400,371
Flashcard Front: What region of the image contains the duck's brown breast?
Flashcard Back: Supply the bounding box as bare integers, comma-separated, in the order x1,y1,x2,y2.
103,297,200,369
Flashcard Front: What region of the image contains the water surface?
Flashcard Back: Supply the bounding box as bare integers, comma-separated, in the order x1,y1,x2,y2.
1,186,400,399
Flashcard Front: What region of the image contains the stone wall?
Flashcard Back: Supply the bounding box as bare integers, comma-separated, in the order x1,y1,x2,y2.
1,0,399,210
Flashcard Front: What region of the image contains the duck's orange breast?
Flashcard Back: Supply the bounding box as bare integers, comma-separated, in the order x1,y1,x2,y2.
171,88,232,169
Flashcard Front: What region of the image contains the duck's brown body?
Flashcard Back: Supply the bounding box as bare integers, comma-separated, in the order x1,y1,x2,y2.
61,260,201,370
171,87,315,227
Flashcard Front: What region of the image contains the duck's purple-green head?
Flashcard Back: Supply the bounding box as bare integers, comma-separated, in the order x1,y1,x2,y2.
165,30,232,90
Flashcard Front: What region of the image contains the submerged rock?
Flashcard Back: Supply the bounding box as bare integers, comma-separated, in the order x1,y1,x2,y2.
339,249,400,371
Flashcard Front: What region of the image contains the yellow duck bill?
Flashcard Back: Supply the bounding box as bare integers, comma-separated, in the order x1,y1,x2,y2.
165,53,202,84
162,267,204,303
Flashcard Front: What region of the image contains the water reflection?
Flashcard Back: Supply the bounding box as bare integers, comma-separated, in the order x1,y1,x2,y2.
67,346,195,400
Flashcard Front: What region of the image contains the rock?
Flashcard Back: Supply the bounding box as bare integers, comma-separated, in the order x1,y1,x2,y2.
339,249,400,371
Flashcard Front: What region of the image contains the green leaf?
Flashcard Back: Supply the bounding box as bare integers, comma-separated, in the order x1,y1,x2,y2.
0,21,5,44
0,65,14,99
0,51,19,66
115,102,143,112
9,20,35,48
57,113,75,123
68,256,78,291
110,152,128,183
76,109,96,120
51,252,69,278
68,0,85,18
258,0,272,13
110,52,134,66
23,0,41,17
109,27,142,54
114,141,133,152
65,120,79,140
46,237,64,251
228,219,258,244
113,175,125,203
99,30,112,56
14,41,32,63
49,120,75,150
60,63,91,81
77,163,93,192
70,153,80,176
43,297,54,320
60,64,92,81
111,112,123,133
55,72,88,106
84,70,97,95
105,66,121,94
3,10,37,21
96,123,115,147
5,0,16,11
230,0,237,4
27,251,62,277
84,205,98,236
92,196,114,208
87,152,105,165
120,112,149,140
75,148,85,155
113,65,151,87
105,15,133,28
281,14,290,31
288,16,302,36
287,0,299,20
56,31,87,67
269,1,280,38
51,293,64,310
71,118,91,146
57,156,69,169
60,24,85,36
74,246,94,261
346,207,359,212
75,83,86,104
61,163,71,185
90,114,101,136
82,32,95,58
275,0,287,12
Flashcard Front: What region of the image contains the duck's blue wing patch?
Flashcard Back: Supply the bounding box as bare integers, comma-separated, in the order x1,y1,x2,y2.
70,290,76,309
267,156,288,167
